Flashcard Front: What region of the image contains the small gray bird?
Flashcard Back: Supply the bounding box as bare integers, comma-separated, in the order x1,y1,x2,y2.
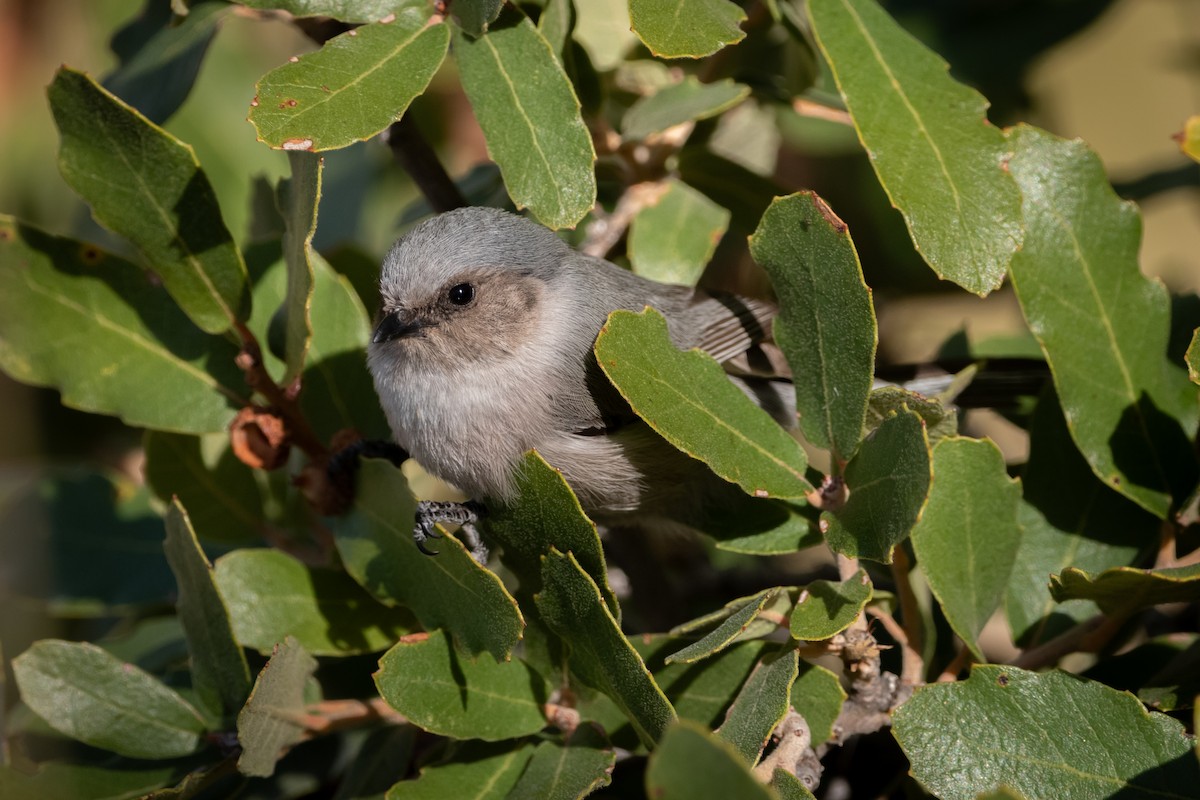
367,206,793,554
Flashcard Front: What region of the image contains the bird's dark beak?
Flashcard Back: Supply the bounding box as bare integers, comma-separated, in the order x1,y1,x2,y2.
372,309,424,343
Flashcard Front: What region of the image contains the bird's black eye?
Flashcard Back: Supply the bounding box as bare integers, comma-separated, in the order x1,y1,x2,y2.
448,283,475,306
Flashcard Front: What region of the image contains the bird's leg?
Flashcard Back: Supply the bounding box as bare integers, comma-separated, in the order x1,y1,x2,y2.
414,500,489,562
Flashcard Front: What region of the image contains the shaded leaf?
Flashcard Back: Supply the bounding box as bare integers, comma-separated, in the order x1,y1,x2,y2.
13,640,205,759
144,431,265,543
1050,564,1200,617
163,500,252,722
334,725,418,800
822,409,930,562
911,438,1022,659
751,192,876,460
717,648,799,764
789,569,871,641
537,0,574,58
330,458,523,660
454,7,595,228
505,725,615,800
388,740,535,800
807,0,1023,295
453,0,504,36
645,721,774,800
0,218,246,433
622,77,749,140
103,1,225,124
275,151,320,383
1008,125,1198,518
667,588,789,664
771,769,817,800
629,179,729,287
677,148,782,233
536,549,676,747
893,665,1200,800
251,10,449,151
596,308,811,499
214,548,416,656
1187,328,1200,385
375,629,548,741
49,68,248,333
0,761,179,800
237,636,318,778
792,661,844,746
629,0,747,59
866,386,957,445
236,1,420,22
704,499,822,555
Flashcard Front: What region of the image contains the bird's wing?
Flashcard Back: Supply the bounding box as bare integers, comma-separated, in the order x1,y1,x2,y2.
689,291,792,379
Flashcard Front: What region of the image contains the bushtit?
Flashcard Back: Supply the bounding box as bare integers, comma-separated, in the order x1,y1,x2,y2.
367,206,793,554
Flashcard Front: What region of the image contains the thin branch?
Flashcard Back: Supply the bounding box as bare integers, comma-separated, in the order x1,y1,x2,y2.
890,546,925,684
385,114,467,213
1010,612,1129,670
233,321,327,460
580,181,668,258
791,98,854,127
936,645,972,682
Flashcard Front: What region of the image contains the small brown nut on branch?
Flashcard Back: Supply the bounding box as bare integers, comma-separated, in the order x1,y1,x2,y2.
230,406,291,470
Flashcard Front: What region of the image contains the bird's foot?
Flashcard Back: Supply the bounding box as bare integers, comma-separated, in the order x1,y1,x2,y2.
414,500,489,563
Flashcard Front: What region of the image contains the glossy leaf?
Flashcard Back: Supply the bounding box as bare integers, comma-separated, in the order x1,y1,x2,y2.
622,77,749,140
629,0,747,59
1050,564,1200,616
144,431,265,543
716,648,799,764
237,636,318,778
103,1,226,124
536,549,676,747
453,0,504,36
505,725,616,799
389,740,535,800
276,151,320,382
911,438,1022,659
807,0,1023,295
13,640,205,759
666,588,788,664
628,179,730,287
894,665,1200,800
0,218,246,433
596,308,811,499
251,10,449,151
484,451,616,612
330,458,524,660
213,548,416,656
792,661,844,745
821,409,931,562
751,192,876,460
376,630,548,741
1006,388,1150,646
163,500,252,722
235,1,419,22
454,8,596,228
645,721,774,800
1008,125,1198,518
789,569,871,641
49,68,249,333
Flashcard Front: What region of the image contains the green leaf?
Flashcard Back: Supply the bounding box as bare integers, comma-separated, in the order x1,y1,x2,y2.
236,636,319,778
537,0,574,57
1050,564,1200,617
806,0,1023,295
163,500,252,722
453,0,504,36
375,629,548,741
13,640,205,759
821,409,931,562
893,665,1200,800
0,218,246,433
666,588,789,664
504,725,616,799
595,308,811,499
628,179,730,287
1180,115,1200,164
629,0,747,59
49,67,249,334
716,648,799,764
330,458,524,660
235,1,420,22
910,438,1022,659
866,386,957,445
1186,328,1200,385
484,451,617,612
789,569,871,641
103,1,225,125
250,10,449,151
388,740,535,800
0,761,180,800
771,769,817,800
704,499,822,555
275,151,320,383
454,7,596,228
622,77,750,140
214,548,416,656
144,431,265,543
536,549,676,747
792,661,844,745
1008,125,1198,518
750,192,876,461
1005,388,1150,647
645,721,774,800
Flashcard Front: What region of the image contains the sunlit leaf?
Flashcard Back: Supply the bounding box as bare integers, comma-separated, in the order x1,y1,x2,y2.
789,569,871,641
628,180,730,287
629,0,747,59
1050,563,1200,617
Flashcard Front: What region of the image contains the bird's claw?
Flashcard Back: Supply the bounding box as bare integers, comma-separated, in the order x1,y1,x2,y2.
413,500,489,563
